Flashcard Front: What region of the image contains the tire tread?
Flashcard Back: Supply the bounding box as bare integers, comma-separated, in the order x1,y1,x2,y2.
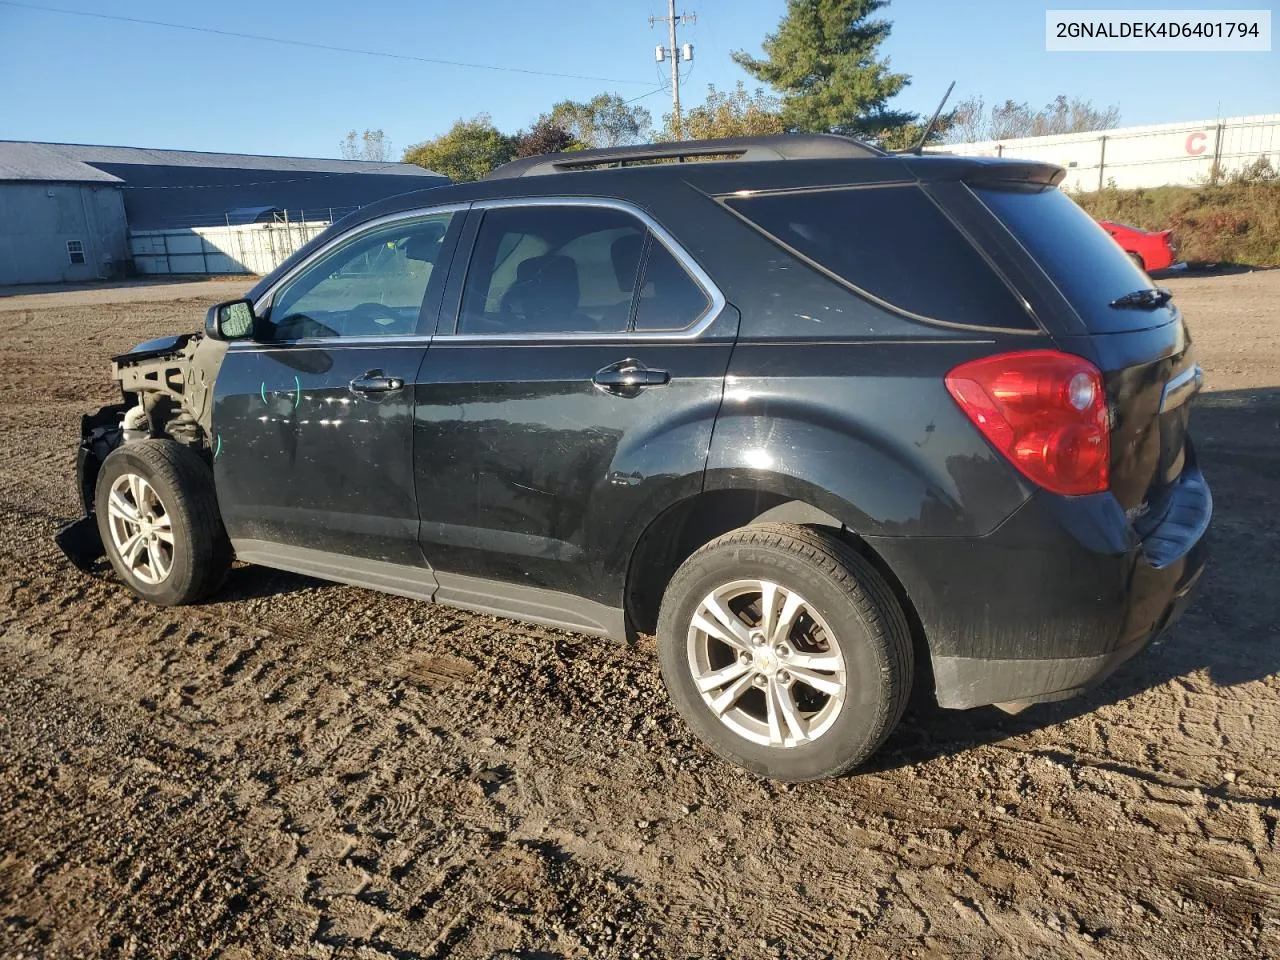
96,439,231,604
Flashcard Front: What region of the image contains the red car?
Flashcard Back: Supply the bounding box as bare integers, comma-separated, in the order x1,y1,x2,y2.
1098,220,1177,272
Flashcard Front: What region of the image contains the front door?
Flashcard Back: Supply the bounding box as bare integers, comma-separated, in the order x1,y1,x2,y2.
213,209,462,566
414,200,737,607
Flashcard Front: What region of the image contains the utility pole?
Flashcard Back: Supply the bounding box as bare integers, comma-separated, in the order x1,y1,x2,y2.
651,1,696,139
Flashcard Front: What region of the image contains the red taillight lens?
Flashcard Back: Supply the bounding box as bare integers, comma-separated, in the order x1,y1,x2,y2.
945,350,1110,496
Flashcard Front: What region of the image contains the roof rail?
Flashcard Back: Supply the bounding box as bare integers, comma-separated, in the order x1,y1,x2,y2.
486,133,884,179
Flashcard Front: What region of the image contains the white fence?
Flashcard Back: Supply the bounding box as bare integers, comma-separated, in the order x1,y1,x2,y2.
130,217,332,276
929,113,1280,191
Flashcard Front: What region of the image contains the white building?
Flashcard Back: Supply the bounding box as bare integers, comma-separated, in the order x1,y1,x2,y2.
0,142,445,285
929,114,1280,192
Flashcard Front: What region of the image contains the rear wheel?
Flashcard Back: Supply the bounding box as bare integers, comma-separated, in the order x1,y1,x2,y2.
656,523,913,781
95,439,231,605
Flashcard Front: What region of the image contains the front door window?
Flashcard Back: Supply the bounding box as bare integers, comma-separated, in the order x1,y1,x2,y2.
265,213,455,341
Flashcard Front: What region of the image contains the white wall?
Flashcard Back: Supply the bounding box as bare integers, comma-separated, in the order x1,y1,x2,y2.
929,114,1280,191
129,218,331,276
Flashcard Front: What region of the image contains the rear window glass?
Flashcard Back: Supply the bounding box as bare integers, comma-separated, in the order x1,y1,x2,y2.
976,185,1168,334
723,185,1034,330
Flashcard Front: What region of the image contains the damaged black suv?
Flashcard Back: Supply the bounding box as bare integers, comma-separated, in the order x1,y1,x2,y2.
60,135,1210,781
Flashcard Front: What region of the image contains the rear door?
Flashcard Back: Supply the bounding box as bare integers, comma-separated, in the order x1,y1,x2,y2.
972,183,1199,519
413,198,737,607
213,207,464,566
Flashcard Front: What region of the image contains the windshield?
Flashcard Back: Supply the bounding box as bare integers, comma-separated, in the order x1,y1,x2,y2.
976,184,1175,334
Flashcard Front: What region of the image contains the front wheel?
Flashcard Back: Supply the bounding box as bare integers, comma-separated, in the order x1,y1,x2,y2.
95,439,231,605
656,523,913,781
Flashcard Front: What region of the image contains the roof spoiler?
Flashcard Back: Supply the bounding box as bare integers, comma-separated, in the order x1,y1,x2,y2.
904,155,1066,187
486,134,884,179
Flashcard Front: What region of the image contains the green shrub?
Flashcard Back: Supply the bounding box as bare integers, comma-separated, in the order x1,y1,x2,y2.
1071,180,1280,267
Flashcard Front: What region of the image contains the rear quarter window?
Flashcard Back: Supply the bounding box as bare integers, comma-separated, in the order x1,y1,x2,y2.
723,184,1036,331
975,184,1169,334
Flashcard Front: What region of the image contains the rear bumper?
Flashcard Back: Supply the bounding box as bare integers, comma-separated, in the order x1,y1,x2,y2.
869,461,1212,709
930,536,1206,708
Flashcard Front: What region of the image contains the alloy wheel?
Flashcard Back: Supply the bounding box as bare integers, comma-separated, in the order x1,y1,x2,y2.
106,472,175,585
686,579,847,748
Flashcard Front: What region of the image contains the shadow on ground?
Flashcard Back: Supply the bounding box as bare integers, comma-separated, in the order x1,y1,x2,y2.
1152,263,1276,280
213,563,328,604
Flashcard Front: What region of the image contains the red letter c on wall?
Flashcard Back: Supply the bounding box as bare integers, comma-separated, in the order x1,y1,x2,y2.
1186,131,1208,156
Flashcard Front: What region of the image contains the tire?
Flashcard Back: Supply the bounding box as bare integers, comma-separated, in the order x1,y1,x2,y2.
656,523,913,781
94,439,231,606
1128,251,1146,272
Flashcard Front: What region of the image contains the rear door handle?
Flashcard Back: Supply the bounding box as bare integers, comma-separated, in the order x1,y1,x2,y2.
349,369,405,394
593,359,670,396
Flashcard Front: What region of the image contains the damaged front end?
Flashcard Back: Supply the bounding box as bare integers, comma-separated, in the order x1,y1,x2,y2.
55,329,227,569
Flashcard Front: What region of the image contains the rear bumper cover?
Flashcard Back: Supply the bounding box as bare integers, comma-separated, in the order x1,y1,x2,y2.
870,462,1212,710
931,543,1206,708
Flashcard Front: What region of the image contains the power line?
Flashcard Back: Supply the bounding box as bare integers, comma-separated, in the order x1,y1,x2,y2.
0,0,653,86
621,86,669,106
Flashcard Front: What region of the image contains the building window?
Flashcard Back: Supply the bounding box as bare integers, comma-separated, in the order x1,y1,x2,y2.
67,240,86,265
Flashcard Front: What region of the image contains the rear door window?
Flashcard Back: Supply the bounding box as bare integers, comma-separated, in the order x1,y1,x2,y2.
458,205,644,335
633,240,712,332
723,184,1035,331
975,185,1171,333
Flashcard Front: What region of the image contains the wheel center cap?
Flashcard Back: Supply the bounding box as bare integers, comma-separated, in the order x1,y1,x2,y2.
754,649,778,675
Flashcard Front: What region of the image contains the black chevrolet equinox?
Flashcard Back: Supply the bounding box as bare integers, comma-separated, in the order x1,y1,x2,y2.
59,135,1211,781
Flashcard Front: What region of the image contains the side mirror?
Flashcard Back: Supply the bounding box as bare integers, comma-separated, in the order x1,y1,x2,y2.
206,298,256,341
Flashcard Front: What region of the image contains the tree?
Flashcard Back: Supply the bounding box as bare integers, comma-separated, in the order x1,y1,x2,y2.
732,0,914,140
402,115,517,182
514,118,577,158
943,95,1121,143
670,82,785,141
546,93,653,149
339,129,393,162
872,112,957,152
945,97,988,145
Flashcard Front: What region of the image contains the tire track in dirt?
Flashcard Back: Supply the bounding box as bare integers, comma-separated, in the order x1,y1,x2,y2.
3,276,1280,957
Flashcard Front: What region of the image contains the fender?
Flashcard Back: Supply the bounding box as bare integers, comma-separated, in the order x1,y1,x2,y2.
705,347,1034,539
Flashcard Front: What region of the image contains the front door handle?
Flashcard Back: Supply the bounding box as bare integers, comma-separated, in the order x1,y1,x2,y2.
349,369,405,394
593,359,670,396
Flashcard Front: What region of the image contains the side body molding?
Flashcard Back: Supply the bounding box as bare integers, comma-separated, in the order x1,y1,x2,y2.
231,540,627,640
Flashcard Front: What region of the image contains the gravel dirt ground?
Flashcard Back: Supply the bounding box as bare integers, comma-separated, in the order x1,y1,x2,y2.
0,271,1277,959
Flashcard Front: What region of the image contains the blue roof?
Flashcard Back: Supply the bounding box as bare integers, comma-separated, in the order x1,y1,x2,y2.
0,141,447,227
0,142,123,183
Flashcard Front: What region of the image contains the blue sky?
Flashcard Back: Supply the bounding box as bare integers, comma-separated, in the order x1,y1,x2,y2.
0,0,1275,158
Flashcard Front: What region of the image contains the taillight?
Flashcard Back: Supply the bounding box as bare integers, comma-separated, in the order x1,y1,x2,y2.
945,350,1109,496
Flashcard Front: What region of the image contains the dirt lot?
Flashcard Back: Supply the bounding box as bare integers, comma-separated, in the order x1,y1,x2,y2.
1,271,1277,959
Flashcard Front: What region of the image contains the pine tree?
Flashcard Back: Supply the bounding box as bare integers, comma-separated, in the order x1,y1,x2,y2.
732,0,915,140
